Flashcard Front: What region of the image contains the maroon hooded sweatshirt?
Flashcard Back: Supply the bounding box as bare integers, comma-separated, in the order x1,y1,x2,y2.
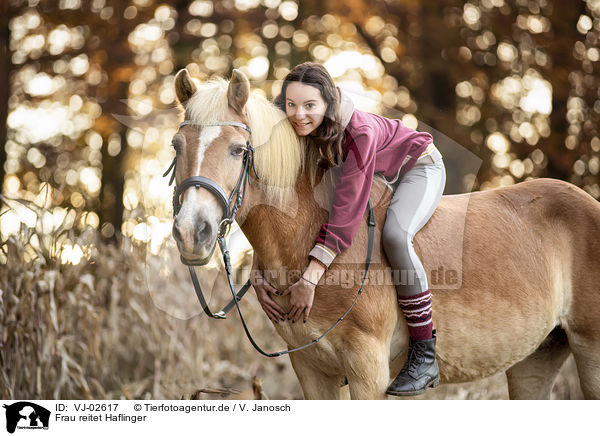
308,90,442,268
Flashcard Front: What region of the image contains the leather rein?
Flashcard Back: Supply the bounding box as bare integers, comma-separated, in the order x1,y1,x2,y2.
163,119,375,357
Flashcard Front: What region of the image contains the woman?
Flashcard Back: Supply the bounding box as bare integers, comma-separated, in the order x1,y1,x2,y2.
250,62,446,396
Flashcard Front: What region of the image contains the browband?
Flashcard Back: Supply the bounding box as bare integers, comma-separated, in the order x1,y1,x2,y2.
179,120,252,134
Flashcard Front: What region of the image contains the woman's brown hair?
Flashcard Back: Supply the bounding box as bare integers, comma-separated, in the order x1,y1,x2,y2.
274,62,346,168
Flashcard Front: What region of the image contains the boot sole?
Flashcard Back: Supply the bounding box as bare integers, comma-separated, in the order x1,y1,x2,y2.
385,376,441,397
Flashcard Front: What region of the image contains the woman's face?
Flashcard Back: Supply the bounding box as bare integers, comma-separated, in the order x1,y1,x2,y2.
285,82,328,136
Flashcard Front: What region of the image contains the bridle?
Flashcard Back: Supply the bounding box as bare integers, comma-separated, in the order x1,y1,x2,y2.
164,119,375,358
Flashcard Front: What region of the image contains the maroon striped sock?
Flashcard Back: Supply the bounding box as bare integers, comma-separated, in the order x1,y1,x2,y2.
398,289,433,340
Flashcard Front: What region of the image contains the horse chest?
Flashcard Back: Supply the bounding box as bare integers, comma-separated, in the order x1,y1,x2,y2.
274,323,344,372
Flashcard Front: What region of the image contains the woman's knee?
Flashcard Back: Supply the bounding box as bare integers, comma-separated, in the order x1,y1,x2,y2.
382,224,411,255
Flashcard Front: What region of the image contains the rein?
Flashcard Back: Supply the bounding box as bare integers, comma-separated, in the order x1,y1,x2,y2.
164,120,375,357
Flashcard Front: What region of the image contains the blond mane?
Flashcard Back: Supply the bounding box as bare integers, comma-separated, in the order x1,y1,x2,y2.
185,77,307,207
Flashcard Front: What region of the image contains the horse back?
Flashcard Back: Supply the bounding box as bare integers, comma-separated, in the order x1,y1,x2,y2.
414,178,600,380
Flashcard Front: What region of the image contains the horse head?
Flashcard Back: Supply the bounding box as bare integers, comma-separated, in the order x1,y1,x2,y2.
170,68,253,265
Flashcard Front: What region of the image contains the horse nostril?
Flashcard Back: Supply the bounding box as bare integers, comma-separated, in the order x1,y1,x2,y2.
195,220,213,245
172,223,183,242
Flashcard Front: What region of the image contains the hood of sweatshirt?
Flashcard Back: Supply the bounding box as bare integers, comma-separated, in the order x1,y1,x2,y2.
337,87,355,129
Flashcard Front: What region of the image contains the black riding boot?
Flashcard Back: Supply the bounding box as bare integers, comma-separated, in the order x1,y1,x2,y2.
386,332,440,396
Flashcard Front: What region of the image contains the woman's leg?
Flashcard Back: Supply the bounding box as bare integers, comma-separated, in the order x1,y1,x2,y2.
382,160,446,332
382,159,446,396
383,160,447,295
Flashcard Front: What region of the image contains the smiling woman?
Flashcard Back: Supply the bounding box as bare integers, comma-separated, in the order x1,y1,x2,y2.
273,63,346,169
284,82,328,136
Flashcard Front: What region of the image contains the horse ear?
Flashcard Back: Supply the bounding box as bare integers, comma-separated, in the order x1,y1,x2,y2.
174,69,197,105
228,69,250,115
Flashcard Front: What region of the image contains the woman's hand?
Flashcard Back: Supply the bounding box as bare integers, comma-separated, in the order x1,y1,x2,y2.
281,278,316,323
280,259,326,323
250,255,286,323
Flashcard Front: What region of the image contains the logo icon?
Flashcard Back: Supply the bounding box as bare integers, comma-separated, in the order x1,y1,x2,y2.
3,402,50,433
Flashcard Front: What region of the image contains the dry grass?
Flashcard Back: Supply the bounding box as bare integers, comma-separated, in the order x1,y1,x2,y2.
0,203,300,400
0,206,583,400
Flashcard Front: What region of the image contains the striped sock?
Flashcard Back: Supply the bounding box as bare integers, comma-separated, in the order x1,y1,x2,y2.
398,289,433,340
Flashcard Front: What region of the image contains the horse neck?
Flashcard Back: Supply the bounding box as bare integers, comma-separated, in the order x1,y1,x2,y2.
237,171,326,276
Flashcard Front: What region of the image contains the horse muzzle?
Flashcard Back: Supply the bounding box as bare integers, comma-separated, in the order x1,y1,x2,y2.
178,248,216,266
175,243,217,266
172,215,218,266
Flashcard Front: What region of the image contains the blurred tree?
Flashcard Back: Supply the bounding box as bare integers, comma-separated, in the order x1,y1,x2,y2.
170,0,233,73
547,0,600,192
29,0,156,239
0,1,16,193
540,0,586,179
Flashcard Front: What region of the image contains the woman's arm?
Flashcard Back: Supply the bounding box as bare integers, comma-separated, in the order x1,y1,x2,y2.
308,127,377,268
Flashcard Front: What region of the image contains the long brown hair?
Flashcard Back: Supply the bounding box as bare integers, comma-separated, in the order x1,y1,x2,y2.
274,62,346,168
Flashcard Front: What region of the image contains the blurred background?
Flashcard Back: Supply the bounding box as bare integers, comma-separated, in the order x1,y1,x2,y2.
0,0,597,399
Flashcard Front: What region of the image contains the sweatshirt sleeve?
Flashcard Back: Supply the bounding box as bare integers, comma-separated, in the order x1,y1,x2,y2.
308,128,376,268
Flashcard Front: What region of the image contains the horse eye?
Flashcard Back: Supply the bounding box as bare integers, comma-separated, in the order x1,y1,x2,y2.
231,145,245,156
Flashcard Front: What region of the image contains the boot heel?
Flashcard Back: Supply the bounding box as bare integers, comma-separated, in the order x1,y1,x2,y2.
429,376,441,389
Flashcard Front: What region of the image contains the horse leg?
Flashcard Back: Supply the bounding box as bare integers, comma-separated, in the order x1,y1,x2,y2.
288,353,348,400
505,327,571,399
566,333,600,399
344,341,390,400
572,352,600,399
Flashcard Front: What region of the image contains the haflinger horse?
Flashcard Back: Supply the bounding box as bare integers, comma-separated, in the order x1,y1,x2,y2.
168,68,600,400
